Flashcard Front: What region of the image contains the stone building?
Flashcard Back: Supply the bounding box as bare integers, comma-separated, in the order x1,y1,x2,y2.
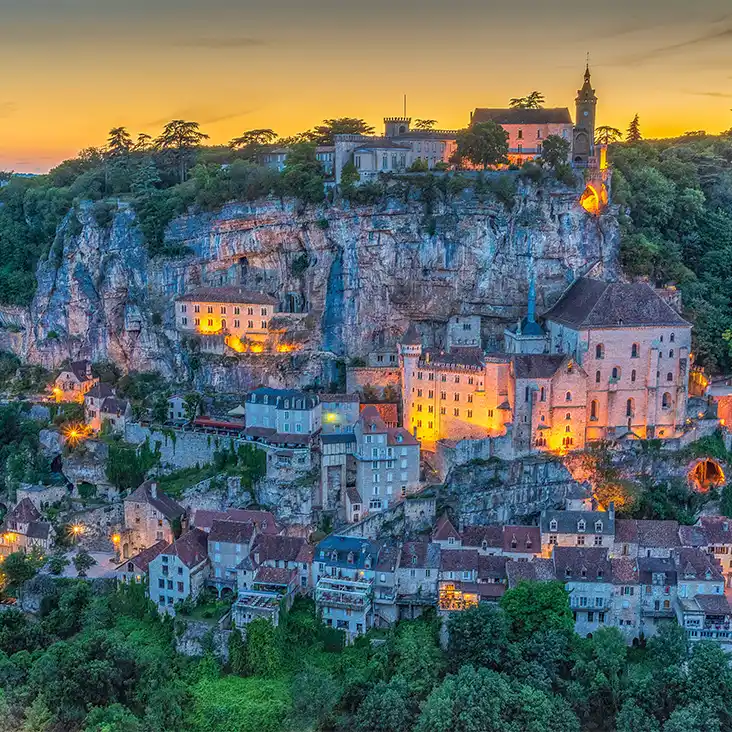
148,528,209,614
52,360,97,402
116,540,168,585
174,287,279,354
0,498,54,556
638,556,677,638
539,506,615,554
207,520,258,598
245,388,321,435
320,393,360,434
84,383,131,433
679,517,732,588
396,541,440,618
122,481,185,559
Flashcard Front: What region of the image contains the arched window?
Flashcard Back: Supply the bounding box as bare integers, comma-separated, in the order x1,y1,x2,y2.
631,369,636,382
221,319,226,329
595,344,604,359
626,398,634,417
565,412,571,420
590,400,598,421
670,333,675,343
667,372,673,382
662,392,672,409
565,391,572,402
611,366,620,379
631,343,639,358
595,370,601,383
540,387,546,402
669,350,674,358
565,425,571,433
525,386,530,402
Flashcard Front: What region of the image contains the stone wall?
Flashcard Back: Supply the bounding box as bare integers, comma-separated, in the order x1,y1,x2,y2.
124,424,222,469
16,484,67,511
435,427,517,480
256,476,314,525
346,367,401,397
175,618,231,660
338,502,405,539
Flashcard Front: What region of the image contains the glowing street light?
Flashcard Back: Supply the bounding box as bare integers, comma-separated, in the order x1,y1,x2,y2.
64,423,90,446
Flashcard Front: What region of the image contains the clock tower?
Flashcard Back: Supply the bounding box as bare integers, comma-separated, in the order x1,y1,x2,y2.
573,64,597,167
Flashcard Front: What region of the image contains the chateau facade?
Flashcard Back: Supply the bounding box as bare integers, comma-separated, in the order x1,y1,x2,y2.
400,278,692,454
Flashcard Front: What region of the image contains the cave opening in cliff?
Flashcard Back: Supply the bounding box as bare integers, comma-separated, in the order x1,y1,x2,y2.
690,459,725,492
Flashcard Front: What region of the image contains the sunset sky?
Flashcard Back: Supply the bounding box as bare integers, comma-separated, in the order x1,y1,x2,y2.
1,0,731,172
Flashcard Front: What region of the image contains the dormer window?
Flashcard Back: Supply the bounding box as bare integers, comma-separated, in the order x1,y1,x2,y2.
724,522,729,532
284,400,289,409
581,568,587,578
331,551,338,561
595,521,603,533
578,520,586,532
347,551,354,564
565,567,571,578
597,569,604,579
364,556,372,569
371,424,376,432
705,570,712,580
397,434,403,443
481,540,488,550
412,556,417,565
511,537,517,549
549,519,558,532
526,538,532,549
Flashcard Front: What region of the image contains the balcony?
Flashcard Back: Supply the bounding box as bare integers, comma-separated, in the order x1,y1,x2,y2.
316,577,373,611
642,606,675,618
570,597,613,611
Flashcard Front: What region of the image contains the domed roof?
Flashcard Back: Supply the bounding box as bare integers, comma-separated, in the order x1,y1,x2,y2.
521,317,545,337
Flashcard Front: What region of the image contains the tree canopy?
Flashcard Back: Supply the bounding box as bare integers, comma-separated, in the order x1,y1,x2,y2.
456,122,509,169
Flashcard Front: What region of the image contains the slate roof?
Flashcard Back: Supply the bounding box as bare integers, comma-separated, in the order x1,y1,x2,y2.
315,535,380,569
162,528,208,568
26,522,52,541
503,526,541,553
320,393,360,403
471,107,573,125
400,541,441,570
553,547,611,582
321,433,357,446
354,140,411,151
512,354,566,380
461,525,503,550
541,509,614,536
126,481,185,521
176,287,278,305
209,520,256,545
675,547,723,582
694,594,732,615
400,322,422,346
247,387,320,410
637,556,677,586
543,278,690,329
432,514,461,542
119,539,168,573
101,396,130,415
375,541,400,572
85,383,115,399
69,360,92,381
611,558,639,584
419,348,485,370
698,517,732,545
193,508,278,534
7,498,41,525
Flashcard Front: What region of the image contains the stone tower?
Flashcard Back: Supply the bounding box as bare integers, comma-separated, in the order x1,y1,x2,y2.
573,64,597,167
398,323,422,435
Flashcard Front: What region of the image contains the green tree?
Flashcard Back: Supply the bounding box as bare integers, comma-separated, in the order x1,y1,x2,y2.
183,392,202,421
290,665,340,730
616,701,661,732
130,157,161,196
2,551,42,596
509,91,545,109
243,618,282,677
304,118,375,146
721,483,732,517
500,580,573,640
541,135,571,169
47,553,70,576
73,550,97,577
83,704,143,732
595,126,623,145
21,697,53,732
340,161,360,188
106,127,133,158
281,143,325,204
354,676,412,732
228,629,247,676
154,120,209,183
229,129,278,148
627,114,642,143
133,133,152,151
415,119,437,130
391,620,444,699
456,122,509,169
446,603,509,670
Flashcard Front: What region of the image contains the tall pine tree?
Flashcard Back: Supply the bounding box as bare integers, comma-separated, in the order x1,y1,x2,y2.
627,114,642,143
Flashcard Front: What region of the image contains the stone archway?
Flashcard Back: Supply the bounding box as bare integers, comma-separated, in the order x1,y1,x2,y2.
688,458,726,492
220,586,234,601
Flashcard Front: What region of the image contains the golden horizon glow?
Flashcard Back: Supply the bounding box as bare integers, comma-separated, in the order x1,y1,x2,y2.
1,2,730,172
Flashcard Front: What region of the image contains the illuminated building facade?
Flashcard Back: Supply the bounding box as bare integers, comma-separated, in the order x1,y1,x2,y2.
0,498,54,557
52,360,98,402
175,287,279,353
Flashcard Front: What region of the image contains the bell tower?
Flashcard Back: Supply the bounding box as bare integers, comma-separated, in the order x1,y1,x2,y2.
573,63,598,167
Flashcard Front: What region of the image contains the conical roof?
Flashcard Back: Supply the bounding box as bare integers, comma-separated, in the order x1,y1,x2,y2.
400,323,421,346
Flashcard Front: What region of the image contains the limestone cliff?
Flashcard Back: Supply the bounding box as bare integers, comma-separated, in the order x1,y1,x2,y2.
1,179,620,388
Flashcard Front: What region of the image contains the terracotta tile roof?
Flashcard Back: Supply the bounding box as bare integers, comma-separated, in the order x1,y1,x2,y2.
119,539,168,573
320,393,360,403
162,528,208,569
358,405,387,432
209,520,256,544
126,481,184,521
512,354,566,380
194,508,278,534
478,554,508,582
252,534,307,564
543,278,690,329
176,287,278,305
477,583,506,599
679,524,708,547
400,541,441,570
461,525,503,549
471,107,573,125
694,594,732,615
296,543,314,564
636,520,681,549
6,498,41,525
441,549,479,572
254,566,295,585
611,557,639,584
346,487,362,505
675,547,723,582
419,348,485,370
360,403,398,426
506,558,556,587
553,547,611,583
432,514,460,542
375,541,400,572
503,526,540,553
614,519,639,543
698,517,732,545
387,426,418,447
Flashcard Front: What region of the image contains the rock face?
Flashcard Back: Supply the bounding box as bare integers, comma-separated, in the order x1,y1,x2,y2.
2,180,620,386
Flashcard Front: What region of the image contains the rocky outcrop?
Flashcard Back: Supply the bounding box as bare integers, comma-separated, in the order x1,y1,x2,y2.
3,180,620,387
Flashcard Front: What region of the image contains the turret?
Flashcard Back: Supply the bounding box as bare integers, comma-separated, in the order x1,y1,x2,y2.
398,323,423,433
573,63,598,167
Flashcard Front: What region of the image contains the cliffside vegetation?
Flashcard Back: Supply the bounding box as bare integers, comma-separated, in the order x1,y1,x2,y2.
0,578,726,731
610,131,732,372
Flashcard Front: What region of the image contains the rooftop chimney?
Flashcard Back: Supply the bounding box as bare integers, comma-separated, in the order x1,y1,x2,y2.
150,482,158,499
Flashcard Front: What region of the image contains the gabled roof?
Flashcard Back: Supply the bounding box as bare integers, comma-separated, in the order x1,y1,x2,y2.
461,525,503,550
360,403,398,426
126,481,184,521
478,554,508,582
693,594,732,616
638,556,677,586
69,360,92,381
162,528,208,569
101,396,130,415
86,383,115,399
26,521,52,541
432,514,460,542
471,107,573,125
553,546,611,583
193,508,279,534
400,323,421,346
400,541,441,570
512,354,566,380
252,534,307,565
503,526,540,553
541,509,614,535
506,558,556,587
6,498,41,525
543,278,690,329
697,516,732,546
315,535,380,569
118,539,168,573
441,549,479,572
209,520,256,545
176,287,278,305
674,547,723,581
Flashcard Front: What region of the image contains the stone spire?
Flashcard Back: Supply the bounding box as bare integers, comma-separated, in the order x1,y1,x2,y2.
527,274,537,325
